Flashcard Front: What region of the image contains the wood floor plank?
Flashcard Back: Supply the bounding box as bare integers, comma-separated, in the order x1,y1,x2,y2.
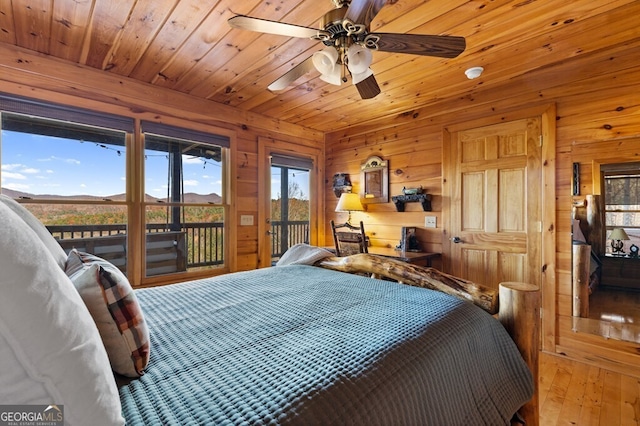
538,351,640,426
620,374,640,426
578,365,605,426
557,360,590,424
599,370,622,425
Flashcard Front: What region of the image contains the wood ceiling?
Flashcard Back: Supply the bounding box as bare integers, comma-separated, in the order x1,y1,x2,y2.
1,0,638,132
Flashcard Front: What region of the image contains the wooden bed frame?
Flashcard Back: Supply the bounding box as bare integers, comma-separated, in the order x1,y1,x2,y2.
314,253,540,426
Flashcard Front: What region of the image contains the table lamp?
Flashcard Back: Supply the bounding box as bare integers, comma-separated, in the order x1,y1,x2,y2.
609,228,630,254
335,192,364,225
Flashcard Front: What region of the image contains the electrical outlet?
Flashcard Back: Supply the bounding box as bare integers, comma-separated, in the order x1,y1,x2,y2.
240,215,254,226
424,216,437,228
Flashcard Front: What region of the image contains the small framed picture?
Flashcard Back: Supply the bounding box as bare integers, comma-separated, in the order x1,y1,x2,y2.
401,227,419,252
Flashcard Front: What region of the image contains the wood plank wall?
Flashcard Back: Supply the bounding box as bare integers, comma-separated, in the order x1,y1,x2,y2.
325,44,640,375
0,43,324,276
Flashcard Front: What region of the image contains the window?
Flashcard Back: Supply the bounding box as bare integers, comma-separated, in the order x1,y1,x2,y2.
142,121,229,276
1,94,230,283
603,163,640,254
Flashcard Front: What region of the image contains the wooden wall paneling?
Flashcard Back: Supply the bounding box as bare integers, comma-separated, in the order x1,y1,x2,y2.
83,1,135,68
51,0,94,62
105,0,179,77
128,0,216,82
0,2,16,45
150,0,262,91
12,0,51,54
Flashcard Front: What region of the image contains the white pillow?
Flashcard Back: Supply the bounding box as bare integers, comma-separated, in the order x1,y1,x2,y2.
0,195,67,270
66,250,150,378
0,202,124,425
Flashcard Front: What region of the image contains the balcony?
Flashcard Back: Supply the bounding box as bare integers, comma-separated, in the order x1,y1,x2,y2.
48,220,309,274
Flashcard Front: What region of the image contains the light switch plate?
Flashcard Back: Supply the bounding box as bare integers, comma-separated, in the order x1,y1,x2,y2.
424,216,437,228
240,215,254,226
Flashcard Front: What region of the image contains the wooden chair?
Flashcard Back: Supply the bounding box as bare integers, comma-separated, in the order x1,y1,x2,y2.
331,220,368,256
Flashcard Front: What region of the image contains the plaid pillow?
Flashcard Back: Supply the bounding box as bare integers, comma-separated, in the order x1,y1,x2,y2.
65,249,150,377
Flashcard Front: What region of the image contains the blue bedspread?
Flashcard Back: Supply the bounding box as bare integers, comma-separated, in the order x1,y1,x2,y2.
119,265,533,425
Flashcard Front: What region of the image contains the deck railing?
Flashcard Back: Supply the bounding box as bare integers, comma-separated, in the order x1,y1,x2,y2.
48,220,309,267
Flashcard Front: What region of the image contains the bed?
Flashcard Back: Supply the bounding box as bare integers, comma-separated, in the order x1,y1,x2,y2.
0,195,536,425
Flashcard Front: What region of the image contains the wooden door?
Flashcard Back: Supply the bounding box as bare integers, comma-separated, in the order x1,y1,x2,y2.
448,118,542,291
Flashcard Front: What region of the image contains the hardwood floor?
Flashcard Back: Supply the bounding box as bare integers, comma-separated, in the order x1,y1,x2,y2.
573,288,640,344
539,351,640,425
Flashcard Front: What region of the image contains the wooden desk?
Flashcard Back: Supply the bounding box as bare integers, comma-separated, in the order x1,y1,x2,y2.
323,246,441,268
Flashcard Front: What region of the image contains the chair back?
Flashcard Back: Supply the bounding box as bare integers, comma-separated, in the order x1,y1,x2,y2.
331,220,368,256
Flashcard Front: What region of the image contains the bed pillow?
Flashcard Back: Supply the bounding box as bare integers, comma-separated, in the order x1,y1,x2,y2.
0,194,67,270
65,249,150,377
0,202,124,426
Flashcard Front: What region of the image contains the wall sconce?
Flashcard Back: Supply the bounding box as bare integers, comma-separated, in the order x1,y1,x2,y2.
335,192,365,225
332,173,352,198
609,228,630,255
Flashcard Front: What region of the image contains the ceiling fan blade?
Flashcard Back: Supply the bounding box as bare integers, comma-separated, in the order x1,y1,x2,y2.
355,73,381,99
370,33,466,58
268,56,317,91
228,15,327,39
344,0,393,29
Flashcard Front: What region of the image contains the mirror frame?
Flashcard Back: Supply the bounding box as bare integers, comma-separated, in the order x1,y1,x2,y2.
360,156,388,204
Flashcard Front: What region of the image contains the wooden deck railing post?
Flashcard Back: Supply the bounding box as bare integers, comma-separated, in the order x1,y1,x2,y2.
499,282,540,426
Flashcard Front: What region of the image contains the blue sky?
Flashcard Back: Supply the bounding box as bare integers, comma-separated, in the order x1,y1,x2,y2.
1,131,309,199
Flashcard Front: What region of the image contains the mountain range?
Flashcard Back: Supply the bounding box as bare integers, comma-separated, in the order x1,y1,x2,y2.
1,188,222,204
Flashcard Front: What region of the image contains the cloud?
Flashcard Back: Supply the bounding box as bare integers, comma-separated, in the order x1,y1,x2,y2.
1,163,23,171
2,171,27,180
22,168,40,174
38,156,81,165
183,179,198,187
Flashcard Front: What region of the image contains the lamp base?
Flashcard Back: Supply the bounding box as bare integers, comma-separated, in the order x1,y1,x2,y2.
611,239,625,254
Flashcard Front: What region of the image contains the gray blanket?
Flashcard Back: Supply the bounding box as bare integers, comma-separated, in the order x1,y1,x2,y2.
119,265,532,425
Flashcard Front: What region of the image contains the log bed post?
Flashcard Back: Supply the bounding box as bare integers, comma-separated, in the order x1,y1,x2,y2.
499,282,540,426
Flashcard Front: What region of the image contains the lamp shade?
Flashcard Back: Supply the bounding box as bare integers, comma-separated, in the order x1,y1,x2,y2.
335,192,364,212
346,44,372,75
313,48,342,86
610,228,630,241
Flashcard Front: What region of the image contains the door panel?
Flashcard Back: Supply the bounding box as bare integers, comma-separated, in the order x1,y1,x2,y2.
450,118,542,291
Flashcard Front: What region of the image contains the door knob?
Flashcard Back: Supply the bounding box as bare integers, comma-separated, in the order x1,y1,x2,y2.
451,236,463,244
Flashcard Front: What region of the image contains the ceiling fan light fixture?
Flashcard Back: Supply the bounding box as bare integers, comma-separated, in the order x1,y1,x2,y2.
312,48,339,75
346,44,372,75
351,67,373,85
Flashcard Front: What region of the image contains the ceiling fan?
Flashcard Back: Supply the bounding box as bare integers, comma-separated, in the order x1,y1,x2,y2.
228,0,466,99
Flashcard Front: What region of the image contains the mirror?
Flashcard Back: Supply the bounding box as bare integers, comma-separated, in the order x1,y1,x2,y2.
571,138,640,344
360,156,388,204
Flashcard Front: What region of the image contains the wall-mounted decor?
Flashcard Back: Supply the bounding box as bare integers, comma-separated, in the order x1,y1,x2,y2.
332,173,352,198
572,162,580,196
360,156,388,204
391,193,432,212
